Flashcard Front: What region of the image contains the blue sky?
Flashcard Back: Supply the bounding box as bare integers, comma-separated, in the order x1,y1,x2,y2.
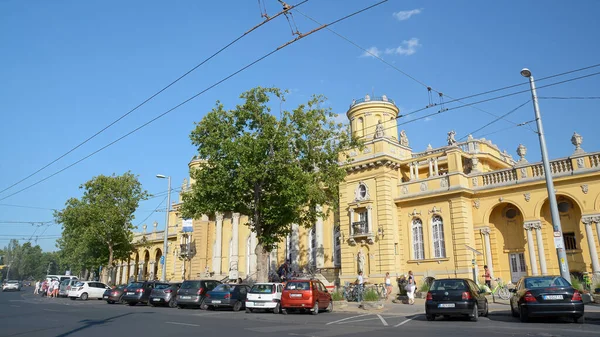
1,0,599,252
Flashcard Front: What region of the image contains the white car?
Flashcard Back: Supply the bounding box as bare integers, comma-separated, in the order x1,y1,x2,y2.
67,281,110,300
245,283,284,313
2,280,21,292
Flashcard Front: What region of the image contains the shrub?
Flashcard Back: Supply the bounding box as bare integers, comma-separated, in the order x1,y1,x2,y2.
363,289,380,301
570,275,584,291
331,290,344,301
419,282,430,293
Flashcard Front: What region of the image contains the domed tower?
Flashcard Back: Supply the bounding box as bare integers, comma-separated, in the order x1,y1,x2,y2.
347,94,399,141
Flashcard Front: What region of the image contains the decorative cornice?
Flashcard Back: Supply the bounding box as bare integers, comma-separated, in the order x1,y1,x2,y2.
480,227,491,236
523,220,542,230
215,212,224,222
232,212,241,221
582,214,600,225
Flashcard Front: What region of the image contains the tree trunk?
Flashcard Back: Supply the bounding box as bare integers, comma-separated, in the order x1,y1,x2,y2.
255,243,269,283
103,245,114,285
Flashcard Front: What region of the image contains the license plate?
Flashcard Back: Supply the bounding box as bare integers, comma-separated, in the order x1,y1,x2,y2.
103,296,108,299
290,294,302,298
180,296,191,300
212,300,221,304
438,303,455,308
543,295,563,300
127,292,135,295
153,298,161,301
254,302,264,306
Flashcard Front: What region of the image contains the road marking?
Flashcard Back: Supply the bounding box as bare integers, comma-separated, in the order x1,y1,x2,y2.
10,305,20,307
42,309,61,312
337,317,381,324
326,313,370,325
394,314,421,327
376,314,388,326
165,321,200,327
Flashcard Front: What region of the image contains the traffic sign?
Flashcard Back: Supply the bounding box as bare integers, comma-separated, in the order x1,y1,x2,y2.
160,256,165,265
553,231,561,237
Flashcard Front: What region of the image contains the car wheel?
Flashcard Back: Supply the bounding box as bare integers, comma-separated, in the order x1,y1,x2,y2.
510,303,518,317
325,301,333,313
482,300,489,317
80,293,89,301
281,308,288,315
519,305,528,323
471,303,478,322
149,302,155,307
426,314,436,321
107,300,114,304
168,298,177,308
311,302,319,315
246,307,253,313
443,315,451,319
573,316,584,323
128,302,136,306
233,301,242,312
200,298,208,310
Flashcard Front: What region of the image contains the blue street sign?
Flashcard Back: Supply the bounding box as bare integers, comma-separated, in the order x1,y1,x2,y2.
160,256,165,265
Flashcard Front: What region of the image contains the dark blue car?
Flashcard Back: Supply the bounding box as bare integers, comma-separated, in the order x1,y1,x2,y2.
203,284,250,311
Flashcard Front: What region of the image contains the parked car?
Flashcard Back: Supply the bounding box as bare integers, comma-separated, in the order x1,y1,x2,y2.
509,276,584,323
103,284,127,304
204,284,250,311
59,279,80,298
121,281,166,306
246,283,284,313
176,279,221,309
280,279,332,315
149,283,181,308
68,281,110,300
2,280,21,292
425,278,489,321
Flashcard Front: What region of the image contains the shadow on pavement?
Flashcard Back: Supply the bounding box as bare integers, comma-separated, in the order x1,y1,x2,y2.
486,309,600,326
54,312,152,337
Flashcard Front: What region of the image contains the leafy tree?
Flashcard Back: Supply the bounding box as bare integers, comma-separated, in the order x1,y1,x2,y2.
54,172,148,283
181,87,356,282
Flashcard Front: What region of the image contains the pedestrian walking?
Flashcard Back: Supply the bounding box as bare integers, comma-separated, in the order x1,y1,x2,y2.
483,265,492,289
34,280,40,294
356,271,365,307
405,278,416,305
384,272,393,301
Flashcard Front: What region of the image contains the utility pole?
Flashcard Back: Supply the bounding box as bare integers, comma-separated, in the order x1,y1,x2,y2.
521,68,571,282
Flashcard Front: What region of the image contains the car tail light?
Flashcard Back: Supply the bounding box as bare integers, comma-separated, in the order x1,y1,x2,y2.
197,288,205,296
224,294,231,299
112,292,118,296
572,290,582,301
426,292,433,300
524,291,537,303
164,289,172,293
461,292,472,300
205,293,210,298
136,288,143,293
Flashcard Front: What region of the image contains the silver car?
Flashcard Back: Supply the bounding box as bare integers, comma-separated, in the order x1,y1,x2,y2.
2,280,21,292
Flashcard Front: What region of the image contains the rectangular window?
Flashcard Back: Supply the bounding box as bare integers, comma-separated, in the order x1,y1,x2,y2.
563,232,577,250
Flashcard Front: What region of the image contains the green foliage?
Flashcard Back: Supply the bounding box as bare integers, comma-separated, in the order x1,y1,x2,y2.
181,87,358,281
419,282,431,293
0,239,62,280
331,290,344,301
363,289,380,301
54,172,148,276
570,275,583,291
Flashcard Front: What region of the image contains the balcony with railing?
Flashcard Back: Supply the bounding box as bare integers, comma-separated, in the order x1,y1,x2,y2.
349,95,396,108
352,221,369,235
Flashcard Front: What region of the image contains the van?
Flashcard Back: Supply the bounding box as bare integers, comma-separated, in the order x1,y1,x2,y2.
46,275,78,283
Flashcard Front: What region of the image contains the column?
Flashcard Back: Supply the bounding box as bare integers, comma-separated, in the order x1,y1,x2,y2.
129,262,135,281
149,261,156,280
349,208,355,236
582,215,600,274
532,221,548,275
410,162,415,180
428,159,434,177
138,261,145,281
434,157,439,176
213,212,223,275
523,223,539,275
231,213,240,272
250,231,258,276
414,161,419,179
291,223,299,270
315,205,324,268
366,205,373,234
480,228,494,278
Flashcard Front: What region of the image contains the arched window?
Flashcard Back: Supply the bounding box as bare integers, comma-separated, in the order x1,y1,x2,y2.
432,215,446,258
412,218,425,260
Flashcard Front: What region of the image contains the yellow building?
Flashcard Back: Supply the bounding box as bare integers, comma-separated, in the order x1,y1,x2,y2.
124,94,600,289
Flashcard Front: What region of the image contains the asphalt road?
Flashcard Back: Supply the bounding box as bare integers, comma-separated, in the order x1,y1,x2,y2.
1,286,598,337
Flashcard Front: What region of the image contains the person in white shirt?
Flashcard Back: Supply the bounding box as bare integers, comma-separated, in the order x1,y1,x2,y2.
34,281,40,294
356,271,364,306
385,272,392,301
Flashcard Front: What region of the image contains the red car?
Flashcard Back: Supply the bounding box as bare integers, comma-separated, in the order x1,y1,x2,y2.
280,279,332,315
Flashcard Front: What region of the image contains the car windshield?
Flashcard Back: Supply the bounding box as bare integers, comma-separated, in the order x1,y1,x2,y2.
117,285,127,289
250,284,273,293
73,282,85,287
127,282,144,289
524,277,571,288
213,284,232,292
430,280,467,291
155,283,171,290
285,282,310,290
180,281,202,289
7,280,18,284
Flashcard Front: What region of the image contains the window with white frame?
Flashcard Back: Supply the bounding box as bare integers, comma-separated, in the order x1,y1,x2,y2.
412,218,425,260
333,226,341,267
431,215,446,258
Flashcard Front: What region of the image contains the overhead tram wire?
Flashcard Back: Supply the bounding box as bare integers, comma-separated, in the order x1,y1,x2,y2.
136,195,168,227
539,96,600,100
0,1,389,203
0,203,57,211
0,0,310,198
458,100,531,141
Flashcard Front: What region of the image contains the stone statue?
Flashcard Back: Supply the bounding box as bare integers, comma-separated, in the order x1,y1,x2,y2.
357,249,366,273
400,130,409,147
447,130,457,146
374,120,385,139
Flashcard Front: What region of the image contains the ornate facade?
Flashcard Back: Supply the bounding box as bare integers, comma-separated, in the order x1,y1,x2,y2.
124,95,600,288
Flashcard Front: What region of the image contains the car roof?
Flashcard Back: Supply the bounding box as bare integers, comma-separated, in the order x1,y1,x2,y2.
432,278,469,282
286,279,313,282
252,282,283,286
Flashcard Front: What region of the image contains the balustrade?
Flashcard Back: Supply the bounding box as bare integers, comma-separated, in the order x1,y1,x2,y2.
590,154,600,168
481,169,517,186
352,221,369,235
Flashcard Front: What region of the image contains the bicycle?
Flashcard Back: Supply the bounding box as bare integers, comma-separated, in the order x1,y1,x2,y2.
490,278,510,300
343,284,356,302
370,283,387,300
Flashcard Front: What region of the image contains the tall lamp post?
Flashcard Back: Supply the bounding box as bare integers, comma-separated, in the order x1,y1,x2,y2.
156,174,171,282
520,68,571,282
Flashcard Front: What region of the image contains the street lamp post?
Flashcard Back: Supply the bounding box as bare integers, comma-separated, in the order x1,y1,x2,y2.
156,174,171,282
520,68,571,282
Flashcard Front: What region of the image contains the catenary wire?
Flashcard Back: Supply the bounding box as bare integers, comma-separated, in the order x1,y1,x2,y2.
458,100,531,141
136,195,168,227
539,96,600,100
0,0,310,197
0,1,388,203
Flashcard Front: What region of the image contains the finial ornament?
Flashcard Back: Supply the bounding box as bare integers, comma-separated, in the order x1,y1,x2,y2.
571,132,584,154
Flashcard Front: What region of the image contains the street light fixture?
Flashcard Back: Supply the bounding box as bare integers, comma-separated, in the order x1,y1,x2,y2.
520,68,571,282
156,174,171,282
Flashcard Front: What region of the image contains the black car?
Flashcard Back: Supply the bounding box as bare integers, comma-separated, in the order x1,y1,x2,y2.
509,276,584,323
425,278,488,321
121,281,169,306
149,283,181,308
203,284,250,311
103,284,126,304
176,279,222,309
